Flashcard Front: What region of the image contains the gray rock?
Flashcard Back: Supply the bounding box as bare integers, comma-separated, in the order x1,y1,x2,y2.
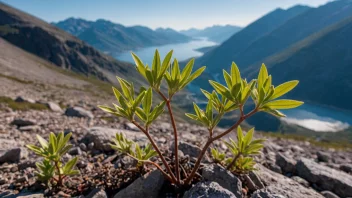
86,188,108,198
0,148,21,164
248,171,265,190
317,151,330,162
10,119,36,127
289,145,304,153
114,170,164,198
65,106,94,118
339,163,352,173
171,141,201,158
2,192,44,198
276,153,296,173
183,181,237,198
15,96,35,104
83,127,147,152
268,164,282,174
320,191,339,198
19,125,40,132
290,176,310,188
18,160,37,170
251,189,286,198
255,164,323,198
202,164,242,197
46,102,63,112
124,122,139,131
79,143,87,151
68,147,82,155
296,158,352,197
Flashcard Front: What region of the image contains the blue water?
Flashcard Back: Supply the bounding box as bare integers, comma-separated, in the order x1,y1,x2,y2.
115,37,217,65
281,103,352,132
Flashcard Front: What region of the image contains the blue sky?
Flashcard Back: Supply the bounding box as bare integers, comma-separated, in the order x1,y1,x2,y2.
1,0,331,30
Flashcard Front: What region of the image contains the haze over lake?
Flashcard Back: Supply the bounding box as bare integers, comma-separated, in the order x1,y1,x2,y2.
115,37,217,65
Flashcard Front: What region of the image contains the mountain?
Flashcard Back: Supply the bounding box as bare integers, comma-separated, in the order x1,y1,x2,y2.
180,25,242,43
246,16,352,110
196,1,352,76
194,5,312,75
0,2,143,86
54,18,191,55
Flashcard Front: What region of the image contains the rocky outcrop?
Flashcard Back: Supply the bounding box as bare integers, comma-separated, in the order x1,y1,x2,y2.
255,164,324,198
113,170,164,198
296,158,352,197
0,148,21,164
65,107,94,118
183,181,237,198
202,164,242,197
275,153,296,173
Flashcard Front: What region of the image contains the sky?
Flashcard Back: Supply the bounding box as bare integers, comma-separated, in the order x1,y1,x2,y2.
1,0,332,30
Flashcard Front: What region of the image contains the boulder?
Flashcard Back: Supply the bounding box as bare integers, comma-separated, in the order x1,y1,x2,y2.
15,96,35,104
290,176,310,188
339,163,352,173
202,164,242,197
183,181,237,198
255,164,323,198
320,191,339,198
65,106,94,118
46,102,63,112
0,148,21,164
316,151,330,162
251,189,286,198
82,127,147,152
114,170,164,198
171,141,201,158
275,153,296,173
296,158,352,197
10,119,36,127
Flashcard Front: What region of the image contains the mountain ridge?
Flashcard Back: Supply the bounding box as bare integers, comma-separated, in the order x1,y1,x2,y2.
54,18,191,55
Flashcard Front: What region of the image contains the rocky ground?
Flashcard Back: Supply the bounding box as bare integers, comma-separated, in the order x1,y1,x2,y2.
0,94,351,198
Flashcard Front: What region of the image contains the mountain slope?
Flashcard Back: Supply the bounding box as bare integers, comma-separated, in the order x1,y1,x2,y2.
54,18,191,55
194,5,311,74
0,2,143,86
246,16,352,110
180,25,242,43
197,1,352,75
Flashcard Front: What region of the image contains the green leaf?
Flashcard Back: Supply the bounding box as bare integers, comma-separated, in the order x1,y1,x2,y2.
263,100,304,109
183,66,206,87
133,91,146,109
209,80,232,99
37,135,48,148
231,62,241,85
145,69,154,86
237,126,244,142
243,128,254,146
258,87,266,105
171,58,180,81
159,50,173,80
262,108,286,117
269,80,299,100
117,77,132,101
63,157,78,174
98,105,116,114
143,88,153,114
152,50,161,80
201,89,212,100
263,75,272,93
185,113,198,120
131,52,146,78
112,86,122,102
180,58,194,85
257,63,268,90
193,102,203,118
223,70,232,88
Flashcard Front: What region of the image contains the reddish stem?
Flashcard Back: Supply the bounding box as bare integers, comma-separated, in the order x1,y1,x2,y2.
132,120,178,184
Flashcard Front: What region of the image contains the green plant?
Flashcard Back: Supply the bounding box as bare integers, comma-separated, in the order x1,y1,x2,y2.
209,126,264,173
110,132,158,169
99,50,303,186
26,132,80,186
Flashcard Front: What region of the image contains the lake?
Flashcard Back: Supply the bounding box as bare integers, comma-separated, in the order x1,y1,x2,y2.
115,37,217,65
281,103,352,132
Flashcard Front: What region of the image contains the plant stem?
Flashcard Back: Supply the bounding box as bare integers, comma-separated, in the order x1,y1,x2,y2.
54,161,63,186
132,120,178,184
126,154,173,182
157,90,180,183
184,108,258,185
226,153,241,170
